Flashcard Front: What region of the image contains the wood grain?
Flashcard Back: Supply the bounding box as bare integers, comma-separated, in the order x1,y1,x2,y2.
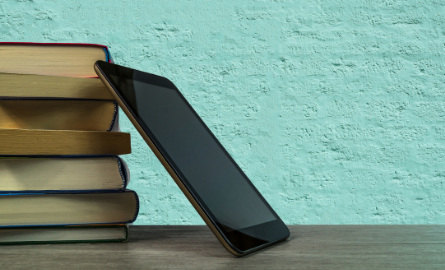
1,225,444,269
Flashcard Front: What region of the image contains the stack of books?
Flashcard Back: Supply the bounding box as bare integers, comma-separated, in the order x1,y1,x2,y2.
0,42,139,244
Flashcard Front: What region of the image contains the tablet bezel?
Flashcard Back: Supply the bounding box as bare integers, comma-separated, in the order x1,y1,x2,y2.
95,60,290,256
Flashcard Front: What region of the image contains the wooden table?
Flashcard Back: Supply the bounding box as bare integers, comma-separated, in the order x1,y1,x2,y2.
1,225,444,269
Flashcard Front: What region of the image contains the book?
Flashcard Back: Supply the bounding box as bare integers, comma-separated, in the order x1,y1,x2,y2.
0,99,118,131
0,225,129,244
0,129,131,155
0,72,113,99
0,190,139,227
0,42,112,77
0,42,138,244
0,156,129,192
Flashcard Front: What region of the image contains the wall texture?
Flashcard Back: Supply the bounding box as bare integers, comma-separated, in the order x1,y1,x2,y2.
1,0,445,224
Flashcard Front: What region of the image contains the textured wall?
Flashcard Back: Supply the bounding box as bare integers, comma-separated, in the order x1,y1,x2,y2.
1,0,445,224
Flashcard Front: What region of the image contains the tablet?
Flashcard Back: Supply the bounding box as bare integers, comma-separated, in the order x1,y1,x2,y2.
95,61,290,256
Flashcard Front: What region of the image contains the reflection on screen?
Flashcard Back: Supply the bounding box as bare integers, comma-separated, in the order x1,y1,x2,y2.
110,74,276,230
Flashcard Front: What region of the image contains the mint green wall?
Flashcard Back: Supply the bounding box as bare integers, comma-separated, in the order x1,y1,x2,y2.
2,0,445,224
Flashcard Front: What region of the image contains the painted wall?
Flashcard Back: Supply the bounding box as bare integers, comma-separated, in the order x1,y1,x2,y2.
1,0,444,224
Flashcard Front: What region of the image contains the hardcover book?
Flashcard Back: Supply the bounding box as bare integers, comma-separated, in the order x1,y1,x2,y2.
0,42,139,244
0,156,129,192
0,99,119,131
0,190,139,227
0,73,114,99
0,42,113,77
0,225,129,245
0,129,131,155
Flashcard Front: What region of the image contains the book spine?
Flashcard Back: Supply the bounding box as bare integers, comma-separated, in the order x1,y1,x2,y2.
108,101,119,132
131,190,140,223
103,47,114,63
115,155,129,189
123,224,129,242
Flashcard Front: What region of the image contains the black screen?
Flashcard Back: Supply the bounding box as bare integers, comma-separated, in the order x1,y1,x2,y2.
109,74,277,230
98,62,289,253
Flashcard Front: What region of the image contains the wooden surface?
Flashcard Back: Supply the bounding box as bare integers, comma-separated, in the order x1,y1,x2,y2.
1,225,444,269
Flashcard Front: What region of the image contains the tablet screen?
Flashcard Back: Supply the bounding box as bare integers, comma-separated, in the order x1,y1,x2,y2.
97,61,289,253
